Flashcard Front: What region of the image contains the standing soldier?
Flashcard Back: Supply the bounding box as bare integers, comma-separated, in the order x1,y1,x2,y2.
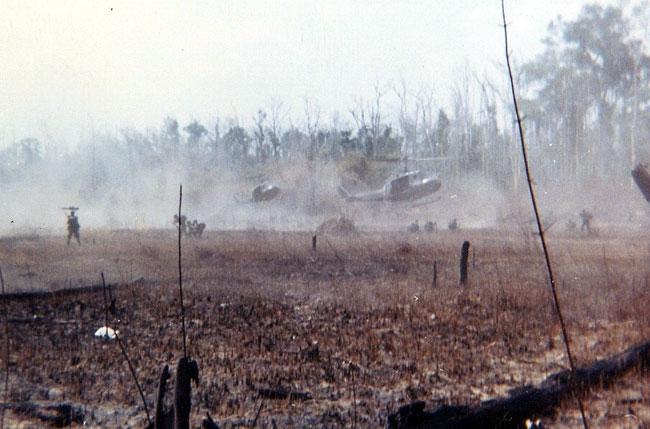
579,209,593,234
65,208,81,245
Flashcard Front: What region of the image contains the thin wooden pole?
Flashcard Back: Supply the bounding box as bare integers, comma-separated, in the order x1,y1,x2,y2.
0,269,8,429
178,184,187,358
501,2,588,427
100,272,109,336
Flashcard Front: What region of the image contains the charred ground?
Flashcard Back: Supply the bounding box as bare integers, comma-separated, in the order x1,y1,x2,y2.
1,228,650,428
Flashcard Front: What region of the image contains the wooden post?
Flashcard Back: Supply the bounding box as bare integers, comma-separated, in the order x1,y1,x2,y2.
155,365,171,429
312,235,317,252
460,241,470,286
432,260,438,288
174,357,199,429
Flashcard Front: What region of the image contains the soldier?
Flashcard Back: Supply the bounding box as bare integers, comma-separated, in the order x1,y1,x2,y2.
424,221,437,233
579,209,593,234
448,218,459,231
66,210,81,245
195,222,206,237
173,214,188,235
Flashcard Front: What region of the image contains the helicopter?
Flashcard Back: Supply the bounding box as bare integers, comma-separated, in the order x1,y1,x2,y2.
338,170,441,202
632,163,650,202
252,183,281,202
235,182,282,204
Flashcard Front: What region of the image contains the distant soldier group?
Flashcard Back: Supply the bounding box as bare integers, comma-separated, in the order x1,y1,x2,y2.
407,220,419,233
564,209,595,235
174,214,206,238
407,220,438,233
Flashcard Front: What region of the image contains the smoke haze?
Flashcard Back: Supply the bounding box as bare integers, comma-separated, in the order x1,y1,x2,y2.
3,0,648,236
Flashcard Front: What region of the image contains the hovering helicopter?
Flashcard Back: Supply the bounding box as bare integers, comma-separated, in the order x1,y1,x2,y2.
252,183,281,202
338,170,441,202
632,163,650,202
235,182,282,204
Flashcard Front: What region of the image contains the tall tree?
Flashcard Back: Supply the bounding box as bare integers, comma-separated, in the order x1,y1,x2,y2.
522,2,650,183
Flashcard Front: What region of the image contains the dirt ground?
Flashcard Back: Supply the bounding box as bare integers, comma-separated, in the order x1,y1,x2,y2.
1,228,649,428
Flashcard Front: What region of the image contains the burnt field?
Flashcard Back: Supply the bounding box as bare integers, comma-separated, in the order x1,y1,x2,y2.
1,228,650,428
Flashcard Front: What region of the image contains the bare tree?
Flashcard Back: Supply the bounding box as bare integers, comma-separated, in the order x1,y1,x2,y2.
268,99,288,160
253,109,268,162
304,98,321,213
392,79,420,159
349,83,384,158
416,85,437,158
304,98,321,161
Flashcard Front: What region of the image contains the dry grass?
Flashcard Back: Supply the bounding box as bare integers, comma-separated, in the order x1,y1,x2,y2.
1,227,649,427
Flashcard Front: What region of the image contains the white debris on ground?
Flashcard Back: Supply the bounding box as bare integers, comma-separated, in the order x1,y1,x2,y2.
525,418,544,429
94,326,119,340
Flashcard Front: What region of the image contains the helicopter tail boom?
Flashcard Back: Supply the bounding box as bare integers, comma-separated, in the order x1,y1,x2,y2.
337,186,353,201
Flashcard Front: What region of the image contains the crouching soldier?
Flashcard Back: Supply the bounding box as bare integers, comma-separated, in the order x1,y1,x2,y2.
424,221,437,233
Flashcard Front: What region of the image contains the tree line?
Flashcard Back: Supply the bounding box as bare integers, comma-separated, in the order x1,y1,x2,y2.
3,2,649,199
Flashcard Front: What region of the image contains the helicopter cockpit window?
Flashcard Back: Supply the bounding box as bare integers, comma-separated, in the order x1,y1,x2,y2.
389,174,411,195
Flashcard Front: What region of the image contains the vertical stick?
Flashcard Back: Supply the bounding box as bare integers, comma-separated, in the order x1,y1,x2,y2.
100,271,151,426
251,399,265,429
472,247,476,269
312,235,317,252
108,281,116,317
460,241,470,285
114,332,152,425
350,365,357,429
432,260,438,288
501,2,588,428
0,268,8,429
178,184,187,358
101,272,109,337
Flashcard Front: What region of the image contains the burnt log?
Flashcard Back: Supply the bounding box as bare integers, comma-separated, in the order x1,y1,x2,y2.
4,402,85,427
387,339,650,429
202,412,221,429
0,279,146,302
257,386,312,401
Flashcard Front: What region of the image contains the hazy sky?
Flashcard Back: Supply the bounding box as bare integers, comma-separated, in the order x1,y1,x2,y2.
1,1,615,146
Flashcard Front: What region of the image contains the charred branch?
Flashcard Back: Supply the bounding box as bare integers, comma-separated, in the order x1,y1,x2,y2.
202,412,221,429
3,402,85,427
387,338,650,429
257,386,312,401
